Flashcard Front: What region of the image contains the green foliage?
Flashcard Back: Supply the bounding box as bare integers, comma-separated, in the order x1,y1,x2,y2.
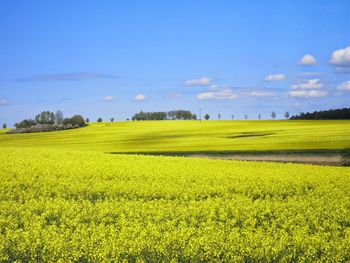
14,119,36,128
70,115,86,127
132,110,197,121
62,115,86,127
35,111,55,124
204,113,210,120
291,107,350,120
97,117,103,122
2,123,6,129
0,147,349,261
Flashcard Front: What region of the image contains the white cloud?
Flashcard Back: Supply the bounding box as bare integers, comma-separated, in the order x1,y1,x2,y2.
336,81,350,91
289,90,328,98
249,91,276,97
291,79,323,89
185,76,211,86
134,94,146,101
197,86,238,100
264,74,286,81
0,99,10,106
103,95,115,101
299,54,317,66
330,46,350,67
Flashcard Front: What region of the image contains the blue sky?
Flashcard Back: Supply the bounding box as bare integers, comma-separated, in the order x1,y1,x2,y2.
0,0,349,125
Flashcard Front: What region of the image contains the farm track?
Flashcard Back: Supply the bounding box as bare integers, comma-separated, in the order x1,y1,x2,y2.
112,151,343,166
188,153,342,166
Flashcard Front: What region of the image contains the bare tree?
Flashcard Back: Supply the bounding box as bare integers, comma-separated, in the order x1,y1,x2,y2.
55,110,64,125
271,111,276,120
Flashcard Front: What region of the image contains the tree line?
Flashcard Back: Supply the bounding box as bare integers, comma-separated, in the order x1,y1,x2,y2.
14,110,86,129
131,110,197,121
290,108,350,120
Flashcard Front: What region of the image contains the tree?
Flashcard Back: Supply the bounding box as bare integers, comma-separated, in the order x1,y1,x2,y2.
204,114,210,120
85,118,90,123
244,114,248,120
2,123,7,129
62,118,71,125
231,115,234,120
258,114,261,120
110,118,115,122
35,111,55,124
284,111,290,119
271,112,276,120
218,113,221,120
55,110,64,125
70,115,86,127
97,117,103,122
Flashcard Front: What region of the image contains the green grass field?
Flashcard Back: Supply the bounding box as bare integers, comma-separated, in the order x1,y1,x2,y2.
1,120,350,261
1,120,350,153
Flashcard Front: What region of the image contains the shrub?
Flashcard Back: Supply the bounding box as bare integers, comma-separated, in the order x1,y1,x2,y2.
70,115,86,127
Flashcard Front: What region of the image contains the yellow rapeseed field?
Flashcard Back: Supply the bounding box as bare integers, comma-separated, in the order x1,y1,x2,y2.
0,147,349,262
0,120,349,153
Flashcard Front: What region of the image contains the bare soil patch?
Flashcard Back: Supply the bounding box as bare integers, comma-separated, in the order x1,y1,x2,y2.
189,153,342,166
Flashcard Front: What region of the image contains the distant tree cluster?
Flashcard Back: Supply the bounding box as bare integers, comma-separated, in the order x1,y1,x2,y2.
290,108,350,120
132,110,197,121
14,111,86,129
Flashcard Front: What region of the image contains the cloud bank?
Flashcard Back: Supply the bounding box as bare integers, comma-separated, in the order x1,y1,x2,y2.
197,85,238,100
289,90,328,98
291,79,323,90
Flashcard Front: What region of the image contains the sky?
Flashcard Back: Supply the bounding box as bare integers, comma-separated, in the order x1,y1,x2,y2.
0,0,349,125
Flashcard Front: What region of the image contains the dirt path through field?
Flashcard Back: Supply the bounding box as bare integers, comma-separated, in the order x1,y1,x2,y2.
188,153,342,166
